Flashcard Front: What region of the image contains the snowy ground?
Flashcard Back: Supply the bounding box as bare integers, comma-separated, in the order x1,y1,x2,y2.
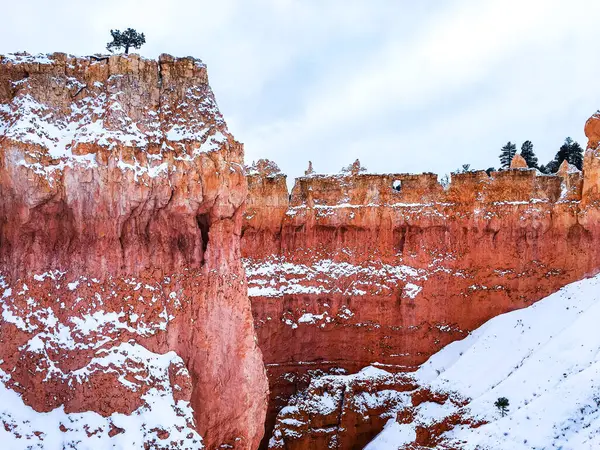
366,272,600,449
0,271,203,449
0,359,203,450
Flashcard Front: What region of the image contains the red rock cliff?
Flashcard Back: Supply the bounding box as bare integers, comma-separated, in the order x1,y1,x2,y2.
242,130,600,446
0,53,268,449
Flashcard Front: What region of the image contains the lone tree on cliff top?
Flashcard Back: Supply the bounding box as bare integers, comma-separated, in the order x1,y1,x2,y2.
499,141,517,169
520,140,538,169
106,28,146,54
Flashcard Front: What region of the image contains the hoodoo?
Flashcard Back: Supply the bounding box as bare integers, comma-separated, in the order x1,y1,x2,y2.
0,53,268,449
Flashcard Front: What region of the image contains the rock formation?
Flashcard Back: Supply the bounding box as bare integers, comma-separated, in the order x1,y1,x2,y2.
268,367,420,450
4,50,600,450
286,265,600,450
304,161,314,176
583,112,600,204
509,153,528,169
243,128,600,446
0,52,267,449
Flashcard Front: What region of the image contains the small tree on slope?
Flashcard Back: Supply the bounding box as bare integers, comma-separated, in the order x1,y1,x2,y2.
494,397,510,418
520,140,538,168
106,28,146,54
499,142,517,169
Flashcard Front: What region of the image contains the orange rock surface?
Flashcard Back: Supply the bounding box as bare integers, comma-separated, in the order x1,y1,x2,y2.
242,126,600,446
0,53,267,449
269,367,418,450
5,50,600,450
509,154,528,168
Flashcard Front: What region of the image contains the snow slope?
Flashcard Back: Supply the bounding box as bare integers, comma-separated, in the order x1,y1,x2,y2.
0,271,204,450
367,272,600,449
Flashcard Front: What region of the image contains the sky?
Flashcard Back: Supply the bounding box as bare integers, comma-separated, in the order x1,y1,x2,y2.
2,0,600,183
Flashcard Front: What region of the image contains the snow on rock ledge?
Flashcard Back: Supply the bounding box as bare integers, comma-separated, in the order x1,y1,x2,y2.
0,353,202,450
0,270,202,449
272,273,600,449
0,52,231,178
268,366,418,450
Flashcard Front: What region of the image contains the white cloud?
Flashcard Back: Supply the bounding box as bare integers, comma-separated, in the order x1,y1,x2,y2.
2,0,600,183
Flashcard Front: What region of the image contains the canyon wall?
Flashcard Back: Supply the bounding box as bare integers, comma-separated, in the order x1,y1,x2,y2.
3,51,600,450
243,126,600,446
0,53,267,449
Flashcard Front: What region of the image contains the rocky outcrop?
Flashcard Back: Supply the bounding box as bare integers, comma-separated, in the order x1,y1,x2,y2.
509,154,528,169
243,120,600,446
0,52,268,449
268,367,419,450
267,365,481,450
583,112,600,204
244,160,289,258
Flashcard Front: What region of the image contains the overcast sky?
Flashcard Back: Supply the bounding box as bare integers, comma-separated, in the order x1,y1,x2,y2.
2,0,600,182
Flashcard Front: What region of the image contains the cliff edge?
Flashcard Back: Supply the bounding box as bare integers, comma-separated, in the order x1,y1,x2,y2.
0,52,268,449
243,123,600,446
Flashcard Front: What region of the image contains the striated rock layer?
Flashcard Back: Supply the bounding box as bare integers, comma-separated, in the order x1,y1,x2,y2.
271,272,600,450
0,53,268,449
243,115,600,446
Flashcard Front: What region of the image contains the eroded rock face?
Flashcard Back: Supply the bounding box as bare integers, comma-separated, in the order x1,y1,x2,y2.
243,131,600,446
266,365,485,450
268,367,418,450
0,53,267,449
509,154,528,169
583,111,600,204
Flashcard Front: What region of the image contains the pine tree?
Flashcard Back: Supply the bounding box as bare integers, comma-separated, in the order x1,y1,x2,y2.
106,28,146,54
494,397,510,417
452,164,472,174
568,139,584,170
545,159,560,174
439,174,450,189
520,140,538,168
499,142,517,169
554,137,584,171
